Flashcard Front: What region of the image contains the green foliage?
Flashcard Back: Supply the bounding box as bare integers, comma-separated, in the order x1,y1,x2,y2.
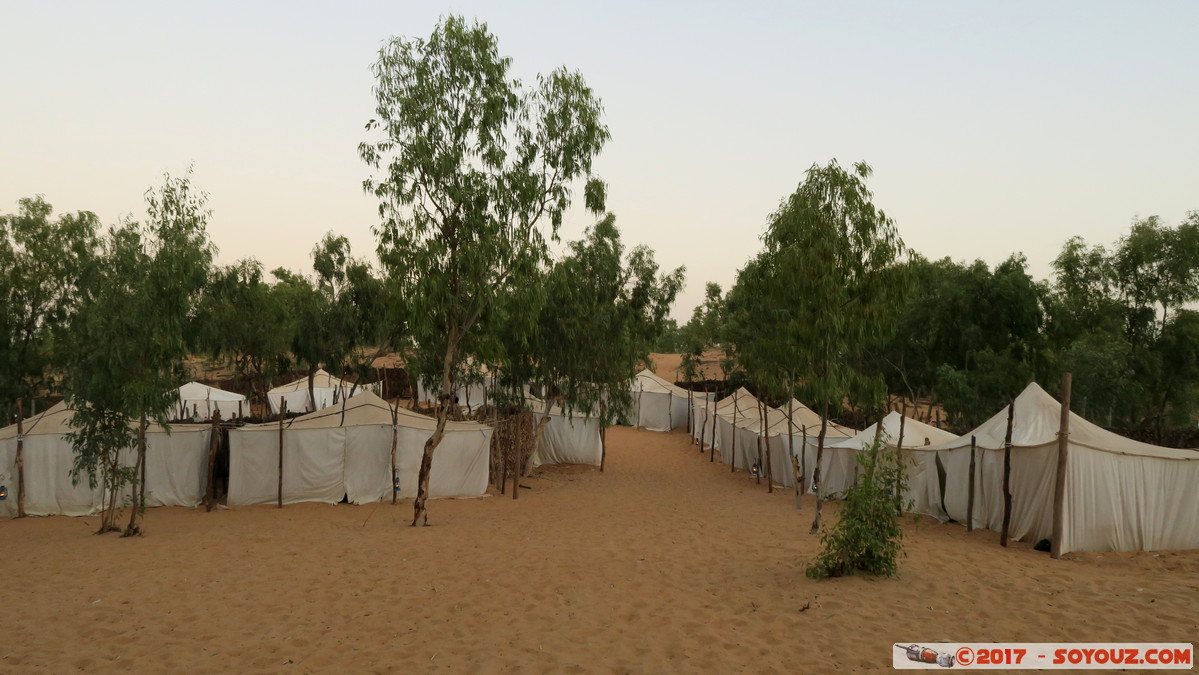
1047,212,1199,435
361,15,610,524
0,197,100,408
63,168,215,533
876,254,1048,427
269,233,390,405
193,258,295,406
806,438,908,579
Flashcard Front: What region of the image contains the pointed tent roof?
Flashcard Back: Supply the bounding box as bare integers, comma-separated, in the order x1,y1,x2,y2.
828,411,958,451
268,369,351,394
237,391,488,433
926,382,1199,461
0,400,207,440
763,399,856,439
177,381,246,402
633,369,689,397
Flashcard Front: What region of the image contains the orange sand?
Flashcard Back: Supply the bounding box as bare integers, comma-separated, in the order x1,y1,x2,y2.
1,427,1195,673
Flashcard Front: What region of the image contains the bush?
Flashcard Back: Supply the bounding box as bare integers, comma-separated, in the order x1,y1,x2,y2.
806,438,909,579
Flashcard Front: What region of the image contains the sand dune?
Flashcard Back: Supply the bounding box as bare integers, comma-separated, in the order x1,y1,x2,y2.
0,427,1195,673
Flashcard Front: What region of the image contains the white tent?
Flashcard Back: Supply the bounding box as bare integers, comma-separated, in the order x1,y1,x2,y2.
928,382,1199,553
0,402,212,517
733,398,855,489
525,397,603,468
175,381,246,420
631,369,709,432
268,369,378,415
821,411,959,519
416,377,494,412
228,391,492,506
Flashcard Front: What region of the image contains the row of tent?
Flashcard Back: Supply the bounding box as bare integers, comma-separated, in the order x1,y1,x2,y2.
176,369,382,421
0,387,604,517
636,370,1198,555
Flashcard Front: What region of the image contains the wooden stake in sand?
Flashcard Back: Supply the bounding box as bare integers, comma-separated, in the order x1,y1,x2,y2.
1000,400,1014,547
787,397,800,510
708,392,718,463
204,410,221,512
600,424,607,473
730,389,738,473
1051,372,1072,560
895,403,907,516
966,435,977,532
15,398,25,518
277,399,287,509
390,401,399,506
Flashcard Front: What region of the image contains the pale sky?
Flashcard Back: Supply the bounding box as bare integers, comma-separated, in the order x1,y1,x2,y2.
3,1,1197,320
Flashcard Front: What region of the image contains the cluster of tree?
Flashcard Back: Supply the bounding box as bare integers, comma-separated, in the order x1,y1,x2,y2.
359,15,682,525
1,15,680,531
675,202,1199,443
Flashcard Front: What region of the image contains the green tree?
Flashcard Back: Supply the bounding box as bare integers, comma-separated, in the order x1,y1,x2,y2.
193,259,295,413
64,169,215,535
0,197,100,415
740,160,907,533
360,16,609,525
806,437,908,579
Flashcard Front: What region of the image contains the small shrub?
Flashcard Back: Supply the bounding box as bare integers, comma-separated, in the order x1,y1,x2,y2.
806,438,909,579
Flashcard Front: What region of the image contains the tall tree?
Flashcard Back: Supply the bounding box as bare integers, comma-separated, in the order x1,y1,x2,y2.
193,259,294,413
738,160,907,533
64,169,215,535
360,15,609,525
0,197,100,415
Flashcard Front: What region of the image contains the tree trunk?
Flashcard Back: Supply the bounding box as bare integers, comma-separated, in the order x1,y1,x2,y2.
15,398,25,518
123,415,148,537
205,411,221,511
526,398,554,478
788,396,800,510
730,389,738,473
809,401,829,535
412,338,457,525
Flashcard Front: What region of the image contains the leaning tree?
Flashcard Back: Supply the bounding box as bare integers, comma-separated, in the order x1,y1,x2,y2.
360,15,609,526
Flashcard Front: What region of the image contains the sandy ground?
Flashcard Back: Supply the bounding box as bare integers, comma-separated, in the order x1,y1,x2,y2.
1,427,1196,673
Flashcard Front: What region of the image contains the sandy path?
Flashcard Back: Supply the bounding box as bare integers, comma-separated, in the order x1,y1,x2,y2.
0,427,1195,673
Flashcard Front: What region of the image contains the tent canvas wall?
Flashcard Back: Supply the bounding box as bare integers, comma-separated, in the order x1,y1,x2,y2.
525,397,603,468
268,369,378,415
0,401,212,517
764,399,855,490
821,411,958,520
928,382,1199,553
631,369,708,432
228,391,492,506
176,381,246,420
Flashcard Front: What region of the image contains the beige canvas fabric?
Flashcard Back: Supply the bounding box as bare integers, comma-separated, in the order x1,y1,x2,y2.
0,401,212,516
929,382,1199,553
229,391,492,506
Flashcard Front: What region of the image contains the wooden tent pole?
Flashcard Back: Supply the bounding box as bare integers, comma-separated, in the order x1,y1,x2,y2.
15,398,25,518
708,391,717,462
754,397,762,485
390,401,399,506
788,395,800,509
1000,400,1014,547
1051,373,1072,559
277,399,286,509
730,389,738,473
966,435,977,531
895,402,907,515
599,401,607,472
204,410,221,511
